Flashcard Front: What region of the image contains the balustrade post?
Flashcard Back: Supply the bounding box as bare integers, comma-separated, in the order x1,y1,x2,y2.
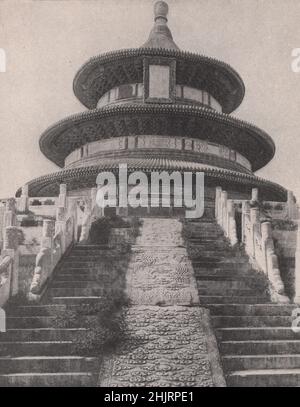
55,184,68,251
242,201,250,243
215,187,222,222
79,199,92,243
3,199,16,229
227,199,238,246
250,207,260,258
55,207,67,252
0,203,5,249
261,221,272,275
251,188,259,204
221,191,228,232
295,221,300,303
287,190,298,220
91,187,104,220
91,187,97,208
2,226,20,297
41,219,55,264
17,184,29,213
58,184,67,209
227,199,233,229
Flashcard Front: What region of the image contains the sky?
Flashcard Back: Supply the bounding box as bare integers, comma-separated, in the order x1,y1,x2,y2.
0,0,300,200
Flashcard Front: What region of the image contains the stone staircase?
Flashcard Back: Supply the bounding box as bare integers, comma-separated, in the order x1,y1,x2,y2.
2,216,300,387
0,244,111,387
186,218,300,387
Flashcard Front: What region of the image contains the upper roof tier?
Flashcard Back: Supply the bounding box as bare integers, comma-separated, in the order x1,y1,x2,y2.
73,1,245,114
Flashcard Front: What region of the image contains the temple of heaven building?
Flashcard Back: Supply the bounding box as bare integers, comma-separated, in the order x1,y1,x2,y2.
17,0,287,207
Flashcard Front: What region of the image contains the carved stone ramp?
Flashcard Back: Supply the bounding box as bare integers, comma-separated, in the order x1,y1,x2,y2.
98,218,225,387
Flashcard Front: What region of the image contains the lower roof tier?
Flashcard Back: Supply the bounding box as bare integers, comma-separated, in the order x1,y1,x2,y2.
16,158,287,201
39,103,275,172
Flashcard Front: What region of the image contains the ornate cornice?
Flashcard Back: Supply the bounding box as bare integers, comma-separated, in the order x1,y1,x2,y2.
39,103,275,171
16,159,286,201
73,48,245,113
66,148,253,175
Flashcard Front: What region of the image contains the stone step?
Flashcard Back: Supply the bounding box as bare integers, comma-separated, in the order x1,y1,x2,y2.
52,281,102,289
62,261,105,267
197,280,254,290
212,315,293,328
221,340,300,355
186,218,216,223
67,255,105,261
186,222,220,228
71,249,109,254
0,341,75,356
55,274,98,281
59,265,101,271
7,315,94,328
188,245,231,252
193,262,249,271
226,369,300,387
194,268,252,278
199,288,257,296
70,249,108,254
217,327,300,341
192,257,248,264
51,287,104,297
7,316,56,329
187,235,225,241
188,229,222,234
74,245,108,249
199,296,269,304
209,304,297,317
52,296,104,305
195,274,257,282
187,240,228,247
0,356,97,373
0,372,95,387
0,328,87,341
190,252,236,259
8,305,66,316
222,355,300,371
187,229,220,234
7,304,88,317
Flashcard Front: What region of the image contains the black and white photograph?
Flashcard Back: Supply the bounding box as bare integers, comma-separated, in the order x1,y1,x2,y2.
0,0,300,390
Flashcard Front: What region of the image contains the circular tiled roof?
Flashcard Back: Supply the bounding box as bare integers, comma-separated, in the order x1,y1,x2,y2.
39,103,275,171
73,48,245,113
17,158,286,201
